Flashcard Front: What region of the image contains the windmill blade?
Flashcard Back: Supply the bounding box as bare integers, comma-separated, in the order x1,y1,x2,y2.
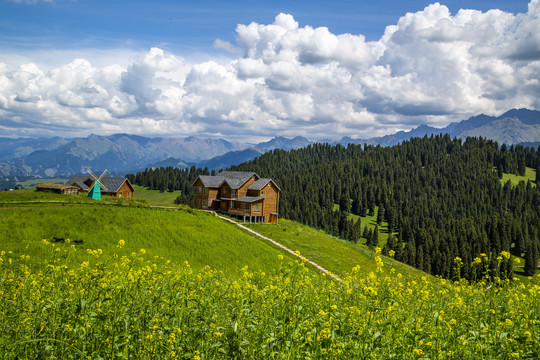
98,169,108,181
96,169,109,191
98,180,109,192
87,169,99,181
86,169,109,192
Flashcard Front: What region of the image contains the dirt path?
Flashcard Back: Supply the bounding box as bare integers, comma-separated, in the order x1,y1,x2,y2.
216,214,342,282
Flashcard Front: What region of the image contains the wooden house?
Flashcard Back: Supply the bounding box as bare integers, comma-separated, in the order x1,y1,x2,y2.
67,175,135,199
35,183,80,195
192,171,280,224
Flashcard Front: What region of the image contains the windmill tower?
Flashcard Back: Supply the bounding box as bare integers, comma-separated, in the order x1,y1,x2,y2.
87,169,109,200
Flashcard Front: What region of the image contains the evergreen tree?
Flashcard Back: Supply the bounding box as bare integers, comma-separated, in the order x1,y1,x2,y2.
373,225,379,247
376,206,385,225
351,218,362,244
339,194,351,213
351,194,361,215
524,241,538,276
362,226,369,241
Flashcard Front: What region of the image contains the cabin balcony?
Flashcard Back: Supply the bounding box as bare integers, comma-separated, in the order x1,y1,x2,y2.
220,208,266,223
226,208,251,216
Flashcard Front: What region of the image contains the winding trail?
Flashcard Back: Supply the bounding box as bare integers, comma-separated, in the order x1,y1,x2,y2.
216,214,343,282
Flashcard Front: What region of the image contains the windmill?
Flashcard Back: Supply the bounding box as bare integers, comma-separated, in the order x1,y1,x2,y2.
87,169,108,200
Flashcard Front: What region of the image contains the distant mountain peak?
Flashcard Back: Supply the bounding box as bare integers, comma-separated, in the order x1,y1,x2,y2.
256,135,312,151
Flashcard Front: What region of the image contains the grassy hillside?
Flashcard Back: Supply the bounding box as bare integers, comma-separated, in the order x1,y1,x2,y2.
132,184,182,204
0,190,283,274
500,167,536,187
248,219,424,278
1,189,539,358
2,231,538,359
0,189,409,277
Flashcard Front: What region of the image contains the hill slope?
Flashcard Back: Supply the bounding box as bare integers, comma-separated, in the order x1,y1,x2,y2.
0,191,282,273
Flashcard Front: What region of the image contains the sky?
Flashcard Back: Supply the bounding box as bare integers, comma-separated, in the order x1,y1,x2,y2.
0,0,538,142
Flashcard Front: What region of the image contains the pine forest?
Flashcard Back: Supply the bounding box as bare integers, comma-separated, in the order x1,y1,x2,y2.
128,135,540,280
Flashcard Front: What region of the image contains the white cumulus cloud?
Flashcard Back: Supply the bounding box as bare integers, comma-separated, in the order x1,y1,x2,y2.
0,1,539,140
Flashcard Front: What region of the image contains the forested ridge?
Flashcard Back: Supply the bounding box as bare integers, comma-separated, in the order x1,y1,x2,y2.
128,135,540,280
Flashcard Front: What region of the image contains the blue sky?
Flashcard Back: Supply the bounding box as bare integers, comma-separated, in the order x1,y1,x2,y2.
1,0,529,55
0,0,537,141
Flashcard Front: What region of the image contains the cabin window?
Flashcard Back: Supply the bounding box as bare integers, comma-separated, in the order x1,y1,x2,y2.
223,188,227,195
119,192,122,198
204,187,208,195
241,203,245,209
127,192,130,198
203,200,207,208
197,186,202,194
197,199,201,208
254,204,260,212
261,191,265,195
231,189,237,196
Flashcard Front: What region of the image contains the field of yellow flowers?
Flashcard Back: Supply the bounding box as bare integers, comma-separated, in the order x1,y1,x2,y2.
1,240,538,359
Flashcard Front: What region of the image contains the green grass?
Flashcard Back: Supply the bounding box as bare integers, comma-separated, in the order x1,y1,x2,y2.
132,184,182,204
0,190,284,275
500,167,536,187
2,243,538,359
248,219,424,278
16,177,68,188
1,189,539,358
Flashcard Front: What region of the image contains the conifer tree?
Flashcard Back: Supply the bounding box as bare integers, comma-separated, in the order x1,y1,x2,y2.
525,241,538,276
351,218,362,244
373,225,379,247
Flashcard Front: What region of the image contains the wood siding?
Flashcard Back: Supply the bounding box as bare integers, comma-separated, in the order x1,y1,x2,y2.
114,181,134,199
260,182,279,224
193,174,279,223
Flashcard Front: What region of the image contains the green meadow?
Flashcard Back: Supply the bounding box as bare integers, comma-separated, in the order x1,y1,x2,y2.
332,204,395,248
131,184,182,204
0,190,283,274
1,189,539,359
500,167,537,187
248,219,423,278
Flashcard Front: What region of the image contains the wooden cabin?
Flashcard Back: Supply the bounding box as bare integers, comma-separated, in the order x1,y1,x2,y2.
192,171,280,224
35,183,80,195
67,175,135,199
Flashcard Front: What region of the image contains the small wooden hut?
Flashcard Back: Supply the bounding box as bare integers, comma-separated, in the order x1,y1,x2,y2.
35,183,80,195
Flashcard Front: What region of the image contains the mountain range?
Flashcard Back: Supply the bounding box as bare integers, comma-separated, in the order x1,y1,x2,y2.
1,108,538,178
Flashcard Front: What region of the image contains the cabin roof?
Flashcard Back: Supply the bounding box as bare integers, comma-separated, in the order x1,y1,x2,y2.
67,175,133,193
195,171,259,189
248,178,281,191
